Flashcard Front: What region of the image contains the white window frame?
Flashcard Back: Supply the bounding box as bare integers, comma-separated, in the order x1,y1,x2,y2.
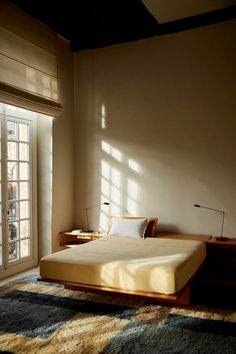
0,103,38,279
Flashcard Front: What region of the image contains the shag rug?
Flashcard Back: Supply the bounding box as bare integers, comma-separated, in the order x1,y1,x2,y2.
0,273,236,354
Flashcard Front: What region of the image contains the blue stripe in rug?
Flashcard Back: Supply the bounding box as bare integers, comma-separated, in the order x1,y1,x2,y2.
102,315,236,354
0,290,135,339
165,314,236,336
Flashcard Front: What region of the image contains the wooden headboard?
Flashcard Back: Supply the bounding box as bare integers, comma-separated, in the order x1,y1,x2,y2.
109,216,158,237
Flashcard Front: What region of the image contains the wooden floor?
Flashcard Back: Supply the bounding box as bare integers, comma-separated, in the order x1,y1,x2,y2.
0,267,39,287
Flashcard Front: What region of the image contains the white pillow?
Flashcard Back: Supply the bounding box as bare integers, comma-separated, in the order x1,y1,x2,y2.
108,218,149,239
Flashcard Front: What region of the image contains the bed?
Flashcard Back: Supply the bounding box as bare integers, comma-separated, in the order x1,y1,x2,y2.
38,217,206,305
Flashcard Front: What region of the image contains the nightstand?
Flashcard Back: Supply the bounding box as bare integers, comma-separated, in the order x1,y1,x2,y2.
193,237,236,307
202,238,236,285
59,230,105,248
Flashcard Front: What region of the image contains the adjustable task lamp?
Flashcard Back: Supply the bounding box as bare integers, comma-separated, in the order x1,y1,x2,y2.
194,204,228,241
85,202,109,232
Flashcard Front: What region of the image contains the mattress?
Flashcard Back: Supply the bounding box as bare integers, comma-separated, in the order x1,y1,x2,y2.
40,236,206,295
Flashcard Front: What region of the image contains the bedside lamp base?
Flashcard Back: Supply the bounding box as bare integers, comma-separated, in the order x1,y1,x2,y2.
215,236,228,241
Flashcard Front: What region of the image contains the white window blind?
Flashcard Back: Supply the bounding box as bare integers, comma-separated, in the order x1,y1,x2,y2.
0,22,62,116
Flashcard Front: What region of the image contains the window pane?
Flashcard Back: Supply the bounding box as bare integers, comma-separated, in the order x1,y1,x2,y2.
8,162,18,180
7,141,18,160
0,245,2,266
8,182,18,201
20,239,30,258
20,201,29,219
19,143,29,161
0,205,1,223
7,121,18,140
20,220,29,239
8,241,19,261
19,162,29,180
19,123,29,142
20,182,29,200
8,201,18,220
0,227,2,243
8,222,18,241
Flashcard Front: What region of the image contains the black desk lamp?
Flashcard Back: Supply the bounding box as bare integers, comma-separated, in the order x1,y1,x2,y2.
194,204,228,241
85,202,109,232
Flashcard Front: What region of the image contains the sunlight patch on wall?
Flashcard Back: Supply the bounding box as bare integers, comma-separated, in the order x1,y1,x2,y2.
101,178,110,198
99,210,108,230
98,105,142,231
128,159,140,173
127,197,137,215
100,162,122,228
126,179,138,217
101,140,123,162
111,168,121,188
127,179,139,201
101,141,110,154
111,147,122,162
101,104,107,129
111,185,121,207
101,160,110,180
99,149,140,230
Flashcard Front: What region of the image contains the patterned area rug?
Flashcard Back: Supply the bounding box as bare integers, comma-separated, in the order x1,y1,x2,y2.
0,273,236,354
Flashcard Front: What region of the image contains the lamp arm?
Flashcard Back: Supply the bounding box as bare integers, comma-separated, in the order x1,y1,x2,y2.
194,204,224,214
194,203,226,240
204,207,224,213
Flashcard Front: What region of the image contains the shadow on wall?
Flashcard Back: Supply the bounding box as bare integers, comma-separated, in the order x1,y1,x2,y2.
157,224,181,234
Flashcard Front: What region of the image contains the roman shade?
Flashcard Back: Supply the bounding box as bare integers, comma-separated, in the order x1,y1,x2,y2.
0,2,62,116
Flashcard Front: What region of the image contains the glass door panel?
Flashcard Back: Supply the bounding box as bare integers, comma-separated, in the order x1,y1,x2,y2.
7,119,31,263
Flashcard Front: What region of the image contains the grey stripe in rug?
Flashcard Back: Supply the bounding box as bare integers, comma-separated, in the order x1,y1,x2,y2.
0,290,136,338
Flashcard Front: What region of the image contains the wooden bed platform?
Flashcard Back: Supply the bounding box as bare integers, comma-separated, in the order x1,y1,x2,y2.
37,276,191,306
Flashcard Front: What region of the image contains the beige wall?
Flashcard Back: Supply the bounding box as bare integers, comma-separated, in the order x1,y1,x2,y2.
37,115,53,258
74,20,236,238
51,37,74,252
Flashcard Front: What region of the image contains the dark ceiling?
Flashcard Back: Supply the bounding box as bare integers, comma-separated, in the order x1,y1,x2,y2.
9,0,236,52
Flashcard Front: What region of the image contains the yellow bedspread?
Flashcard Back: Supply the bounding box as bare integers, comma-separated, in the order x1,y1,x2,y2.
40,236,206,294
